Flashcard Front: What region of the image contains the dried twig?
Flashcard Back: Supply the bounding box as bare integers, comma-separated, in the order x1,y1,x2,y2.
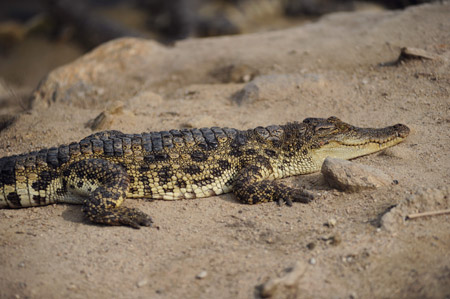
406,209,450,220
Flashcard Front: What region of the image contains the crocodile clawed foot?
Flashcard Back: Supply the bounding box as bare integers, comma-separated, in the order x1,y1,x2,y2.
116,207,153,229
277,197,293,206
291,188,314,204
276,188,313,206
83,205,153,229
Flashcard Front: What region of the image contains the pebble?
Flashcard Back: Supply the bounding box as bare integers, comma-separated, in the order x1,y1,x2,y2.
309,258,316,265
232,82,259,105
306,242,316,250
322,234,342,246
327,218,337,227
136,279,148,288
67,284,77,290
260,261,305,297
196,271,208,279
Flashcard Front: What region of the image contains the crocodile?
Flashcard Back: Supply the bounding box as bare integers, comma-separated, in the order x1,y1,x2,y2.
0,117,409,228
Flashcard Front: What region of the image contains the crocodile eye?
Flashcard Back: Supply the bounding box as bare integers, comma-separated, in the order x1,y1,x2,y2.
314,124,335,133
327,116,340,122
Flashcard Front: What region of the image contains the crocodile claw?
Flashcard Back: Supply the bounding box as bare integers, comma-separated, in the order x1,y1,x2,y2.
277,197,293,206
276,188,314,206
118,207,153,229
291,188,314,204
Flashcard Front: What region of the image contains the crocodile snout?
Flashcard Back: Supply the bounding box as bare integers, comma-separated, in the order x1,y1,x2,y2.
393,124,410,138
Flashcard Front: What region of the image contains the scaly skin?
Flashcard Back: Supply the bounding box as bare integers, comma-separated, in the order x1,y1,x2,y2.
0,117,409,228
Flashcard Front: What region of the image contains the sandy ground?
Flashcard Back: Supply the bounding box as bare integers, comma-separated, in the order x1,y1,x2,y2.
0,2,449,298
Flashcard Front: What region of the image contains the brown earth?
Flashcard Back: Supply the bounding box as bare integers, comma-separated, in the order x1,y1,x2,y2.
0,2,449,298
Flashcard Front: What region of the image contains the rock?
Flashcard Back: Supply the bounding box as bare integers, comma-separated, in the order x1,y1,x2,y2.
306,242,316,250
321,234,342,246
326,218,337,227
380,46,441,66
0,114,17,132
400,47,439,61
196,270,208,279
260,261,306,298
136,279,148,288
232,73,323,105
210,64,260,83
0,21,27,47
381,187,450,232
30,4,445,110
232,82,259,105
321,157,393,192
31,38,168,109
85,101,125,130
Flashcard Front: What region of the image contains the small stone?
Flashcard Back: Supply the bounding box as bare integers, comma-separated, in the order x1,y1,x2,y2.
86,111,110,130
309,258,316,265
242,74,251,82
0,114,17,132
322,235,342,246
265,238,274,244
260,261,306,297
327,218,337,227
136,279,148,288
306,242,316,250
196,270,208,279
67,284,77,290
232,82,259,105
381,187,450,232
321,158,392,192
210,64,259,83
18,262,25,268
400,47,438,60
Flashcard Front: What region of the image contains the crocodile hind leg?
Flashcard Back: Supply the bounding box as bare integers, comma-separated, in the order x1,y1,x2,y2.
66,159,152,228
233,165,314,206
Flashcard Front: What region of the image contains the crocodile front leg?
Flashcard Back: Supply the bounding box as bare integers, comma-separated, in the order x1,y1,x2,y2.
233,164,314,206
66,159,153,228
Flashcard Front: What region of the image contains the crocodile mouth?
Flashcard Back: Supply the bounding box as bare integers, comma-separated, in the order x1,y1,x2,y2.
312,123,410,162
338,134,407,147
336,123,410,147
333,137,405,153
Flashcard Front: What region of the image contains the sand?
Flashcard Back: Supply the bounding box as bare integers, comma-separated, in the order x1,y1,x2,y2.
0,2,449,298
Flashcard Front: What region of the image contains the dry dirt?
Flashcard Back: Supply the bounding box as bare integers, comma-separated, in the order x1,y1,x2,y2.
0,2,449,299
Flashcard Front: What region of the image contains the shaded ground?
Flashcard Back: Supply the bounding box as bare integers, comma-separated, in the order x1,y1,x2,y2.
0,2,449,298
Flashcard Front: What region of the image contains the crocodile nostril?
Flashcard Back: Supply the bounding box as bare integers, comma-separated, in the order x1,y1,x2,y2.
393,124,410,138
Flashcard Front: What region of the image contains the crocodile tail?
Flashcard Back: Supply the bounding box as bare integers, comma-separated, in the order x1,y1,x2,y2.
0,155,17,207
0,146,68,208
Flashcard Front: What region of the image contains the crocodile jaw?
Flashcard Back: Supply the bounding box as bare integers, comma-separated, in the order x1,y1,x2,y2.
310,131,408,168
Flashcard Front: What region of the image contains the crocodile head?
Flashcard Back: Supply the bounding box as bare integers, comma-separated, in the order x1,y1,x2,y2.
300,116,410,171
